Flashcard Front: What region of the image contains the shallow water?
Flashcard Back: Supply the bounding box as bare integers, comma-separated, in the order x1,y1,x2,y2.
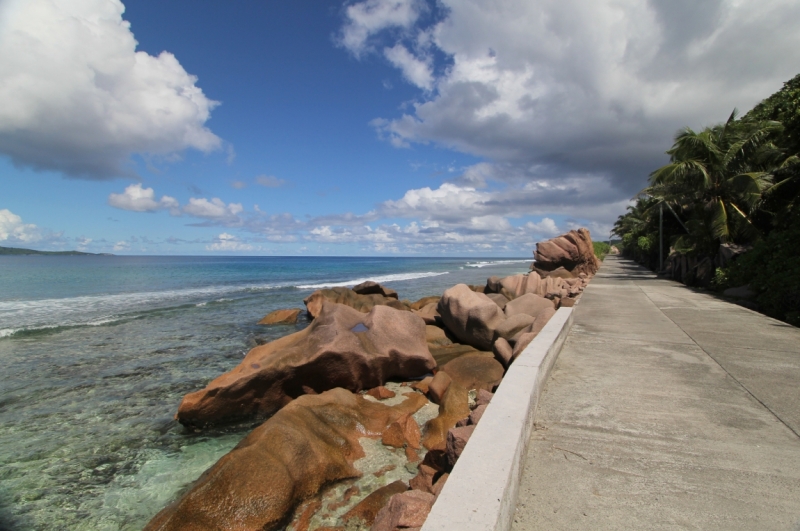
0,256,530,530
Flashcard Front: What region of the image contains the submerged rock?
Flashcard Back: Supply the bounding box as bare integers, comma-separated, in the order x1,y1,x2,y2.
146,388,427,531
176,301,435,427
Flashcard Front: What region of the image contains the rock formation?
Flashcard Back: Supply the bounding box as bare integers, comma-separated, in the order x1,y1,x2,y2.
437,284,506,351
146,388,427,531
176,301,435,427
258,308,303,325
532,228,600,276
303,287,410,319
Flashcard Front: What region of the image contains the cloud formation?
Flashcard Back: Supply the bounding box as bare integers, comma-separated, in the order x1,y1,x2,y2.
108,184,179,213
0,0,221,179
0,209,42,243
206,233,254,252
344,0,800,206
255,175,287,188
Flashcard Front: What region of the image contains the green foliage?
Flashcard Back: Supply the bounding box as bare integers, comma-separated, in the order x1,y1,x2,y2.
710,267,731,291
593,241,611,260
727,225,800,325
637,235,653,252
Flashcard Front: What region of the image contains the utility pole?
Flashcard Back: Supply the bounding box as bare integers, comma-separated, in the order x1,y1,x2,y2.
659,202,664,273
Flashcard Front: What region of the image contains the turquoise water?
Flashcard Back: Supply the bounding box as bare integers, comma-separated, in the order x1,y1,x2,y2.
0,255,531,530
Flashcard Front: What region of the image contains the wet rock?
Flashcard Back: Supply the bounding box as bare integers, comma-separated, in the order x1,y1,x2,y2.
492,338,513,368
533,228,600,276
353,281,399,299
371,490,435,531
382,413,421,449
367,386,397,400
146,389,426,531
441,355,504,393
437,284,506,351
427,371,452,405
446,425,476,466
411,376,433,394
258,308,303,325
342,480,409,529
177,301,435,427
422,381,470,450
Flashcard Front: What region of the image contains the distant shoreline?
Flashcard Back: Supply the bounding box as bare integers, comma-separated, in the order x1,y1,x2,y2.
0,245,111,256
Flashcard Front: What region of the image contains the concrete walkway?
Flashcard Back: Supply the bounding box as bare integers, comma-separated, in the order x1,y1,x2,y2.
511,256,800,531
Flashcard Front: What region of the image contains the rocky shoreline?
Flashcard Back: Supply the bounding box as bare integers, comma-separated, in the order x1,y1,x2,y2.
145,229,600,531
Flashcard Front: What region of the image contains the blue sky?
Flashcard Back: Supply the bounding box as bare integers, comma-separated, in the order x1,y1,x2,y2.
1,0,799,255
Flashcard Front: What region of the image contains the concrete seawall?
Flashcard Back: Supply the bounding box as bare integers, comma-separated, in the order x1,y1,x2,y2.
422,304,575,531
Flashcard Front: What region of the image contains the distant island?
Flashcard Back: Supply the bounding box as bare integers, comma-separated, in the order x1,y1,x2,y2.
0,246,110,256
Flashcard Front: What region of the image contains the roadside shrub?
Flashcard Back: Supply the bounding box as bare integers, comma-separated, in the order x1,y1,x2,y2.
593,241,611,261
728,226,800,326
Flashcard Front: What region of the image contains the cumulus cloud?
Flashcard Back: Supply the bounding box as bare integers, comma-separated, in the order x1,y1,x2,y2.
383,44,433,90
339,0,423,56
255,175,287,188
184,197,244,223
206,233,254,252
0,209,42,243
108,183,179,213
347,0,800,204
0,0,221,179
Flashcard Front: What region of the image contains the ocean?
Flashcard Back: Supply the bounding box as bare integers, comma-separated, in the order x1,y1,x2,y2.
0,255,532,530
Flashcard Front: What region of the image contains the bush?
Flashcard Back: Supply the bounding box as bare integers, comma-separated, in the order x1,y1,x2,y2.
728,225,800,326
593,241,611,260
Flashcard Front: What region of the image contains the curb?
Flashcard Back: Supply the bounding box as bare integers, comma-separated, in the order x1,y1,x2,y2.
421,306,575,531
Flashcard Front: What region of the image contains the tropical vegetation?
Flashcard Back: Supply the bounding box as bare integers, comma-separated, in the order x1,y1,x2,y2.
612,73,800,325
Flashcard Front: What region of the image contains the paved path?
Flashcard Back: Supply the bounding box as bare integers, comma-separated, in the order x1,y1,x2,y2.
511,256,800,531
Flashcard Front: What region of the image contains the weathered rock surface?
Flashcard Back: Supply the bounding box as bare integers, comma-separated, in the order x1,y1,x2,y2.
371,490,435,531
414,302,441,325
367,386,396,400
446,424,476,466
441,355,504,393
503,292,554,319
427,371,452,405
146,388,426,531
258,308,303,325
422,382,470,450
492,337,513,368
176,301,435,427
342,480,408,528
485,292,510,308
533,228,600,276
382,413,421,449
437,284,506,351
353,281,399,299
493,313,535,341
409,464,438,494
304,287,410,319
410,296,441,311
475,389,493,407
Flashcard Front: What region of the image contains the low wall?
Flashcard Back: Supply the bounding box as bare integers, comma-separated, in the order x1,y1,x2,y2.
421,306,575,531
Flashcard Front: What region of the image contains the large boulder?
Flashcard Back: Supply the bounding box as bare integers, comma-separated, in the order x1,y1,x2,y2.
437,284,506,351
352,280,399,299
441,355,504,393
303,287,410,319
533,228,600,276
504,293,555,319
422,381,471,450
176,301,435,427
146,389,427,531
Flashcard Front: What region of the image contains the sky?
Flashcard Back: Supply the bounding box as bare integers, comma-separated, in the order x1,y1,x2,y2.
0,0,799,256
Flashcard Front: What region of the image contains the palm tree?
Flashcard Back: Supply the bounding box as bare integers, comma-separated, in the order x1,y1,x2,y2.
646,111,783,249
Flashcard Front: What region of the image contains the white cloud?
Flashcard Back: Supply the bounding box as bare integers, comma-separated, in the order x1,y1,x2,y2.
339,0,423,56
350,0,800,203
0,0,221,178
183,197,244,223
383,44,433,90
108,183,179,213
113,240,130,252
0,209,41,243
231,180,247,189
255,175,287,188
206,233,254,252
